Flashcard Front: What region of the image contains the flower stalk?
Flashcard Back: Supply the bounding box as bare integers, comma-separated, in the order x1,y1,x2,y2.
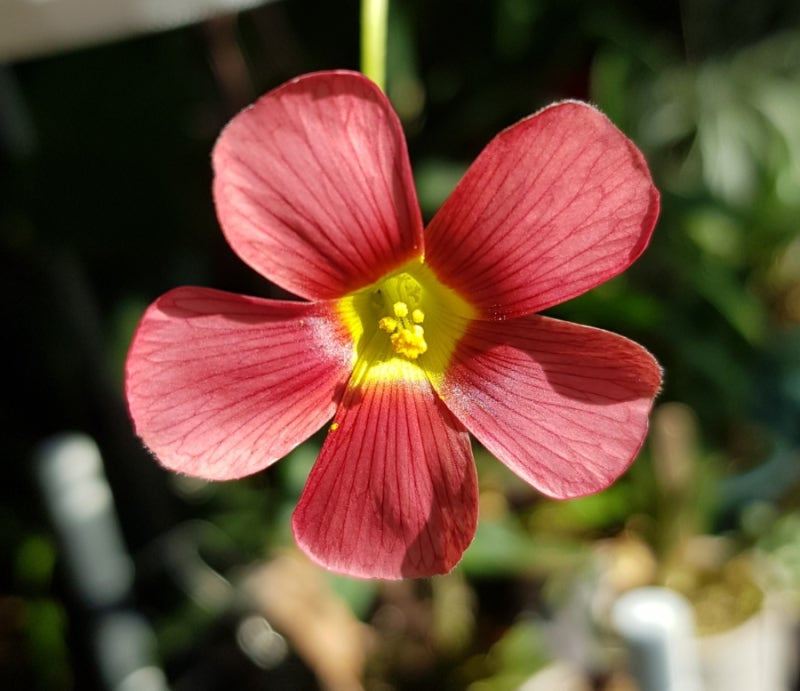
360,0,389,91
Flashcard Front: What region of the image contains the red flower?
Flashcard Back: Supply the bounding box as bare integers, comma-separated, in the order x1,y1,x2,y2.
126,70,661,579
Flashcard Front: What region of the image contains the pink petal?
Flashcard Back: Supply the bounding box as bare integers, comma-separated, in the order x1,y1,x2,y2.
292,376,478,579
437,316,662,499
213,70,424,300
425,101,659,319
125,287,353,480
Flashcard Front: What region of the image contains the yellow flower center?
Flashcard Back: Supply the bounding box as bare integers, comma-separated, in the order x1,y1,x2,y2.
376,275,429,359
336,259,476,386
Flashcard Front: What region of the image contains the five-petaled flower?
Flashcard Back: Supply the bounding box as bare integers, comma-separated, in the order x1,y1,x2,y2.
126,70,661,579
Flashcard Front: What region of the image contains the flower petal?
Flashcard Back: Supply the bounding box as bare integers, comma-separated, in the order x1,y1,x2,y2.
425,101,659,318
292,375,478,579
437,316,662,498
125,287,353,480
213,70,424,300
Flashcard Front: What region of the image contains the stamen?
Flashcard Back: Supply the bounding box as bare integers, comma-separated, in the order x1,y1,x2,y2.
378,316,398,333
390,327,428,359
373,274,431,360
393,302,409,318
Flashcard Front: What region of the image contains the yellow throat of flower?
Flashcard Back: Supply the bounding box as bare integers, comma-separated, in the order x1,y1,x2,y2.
337,260,475,386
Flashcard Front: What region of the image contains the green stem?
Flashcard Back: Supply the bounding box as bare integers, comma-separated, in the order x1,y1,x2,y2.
360,0,389,91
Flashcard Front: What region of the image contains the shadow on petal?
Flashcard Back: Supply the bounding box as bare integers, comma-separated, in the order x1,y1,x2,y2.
438,315,661,498
293,377,478,579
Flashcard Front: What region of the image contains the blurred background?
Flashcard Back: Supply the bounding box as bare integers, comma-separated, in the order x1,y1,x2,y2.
3,0,800,689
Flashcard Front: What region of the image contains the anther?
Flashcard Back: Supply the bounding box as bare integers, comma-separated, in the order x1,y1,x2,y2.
378,316,398,333
393,302,409,318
